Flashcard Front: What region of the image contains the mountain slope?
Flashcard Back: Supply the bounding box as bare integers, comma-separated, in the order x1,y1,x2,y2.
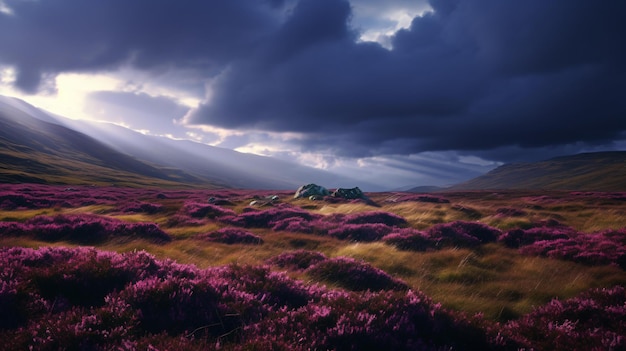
450,152,626,191
0,96,214,187
0,95,371,190
60,119,358,189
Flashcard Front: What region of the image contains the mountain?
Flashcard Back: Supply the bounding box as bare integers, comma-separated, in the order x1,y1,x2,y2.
0,96,211,187
0,95,370,189
450,151,626,191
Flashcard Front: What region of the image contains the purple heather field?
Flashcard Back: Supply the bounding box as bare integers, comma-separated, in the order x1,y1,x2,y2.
0,183,625,350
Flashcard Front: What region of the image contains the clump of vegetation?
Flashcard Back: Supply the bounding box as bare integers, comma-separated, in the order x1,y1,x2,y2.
267,250,328,271
305,256,409,292
382,228,433,251
1,184,626,350
0,214,171,243
196,227,263,245
427,221,501,248
501,285,626,350
328,223,394,242
0,246,509,350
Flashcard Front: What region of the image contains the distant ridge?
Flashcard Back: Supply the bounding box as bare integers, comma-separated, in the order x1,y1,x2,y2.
0,96,219,187
0,95,371,189
450,151,626,191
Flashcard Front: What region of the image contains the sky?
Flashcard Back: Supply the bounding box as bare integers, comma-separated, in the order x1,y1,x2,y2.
1,0,625,189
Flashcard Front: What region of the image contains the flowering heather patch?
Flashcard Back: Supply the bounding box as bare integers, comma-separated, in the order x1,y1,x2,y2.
232,205,322,228
271,217,314,233
427,221,502,248
501,285,626,351
164,214,207,227
499,224,578,248
117,201,163,214
5,245,624,350
341,211,408,226
267,250,328,271
181,201,236,219
520,229,626,267
241,289,496,351
0,214,171,243
196,227,263,245
0,191,55,209
305,257,409,292
328,223,394,242
382,228,434,251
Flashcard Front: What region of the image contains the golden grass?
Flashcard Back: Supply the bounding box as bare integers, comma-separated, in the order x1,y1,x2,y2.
2,189,626,322
0,208,60,221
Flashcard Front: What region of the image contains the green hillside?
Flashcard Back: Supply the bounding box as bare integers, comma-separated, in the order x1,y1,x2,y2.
451,152,626,191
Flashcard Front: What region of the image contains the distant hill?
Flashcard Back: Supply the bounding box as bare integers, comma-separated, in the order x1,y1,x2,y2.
0,96,213,187
0,95,369,189
450,152,626,191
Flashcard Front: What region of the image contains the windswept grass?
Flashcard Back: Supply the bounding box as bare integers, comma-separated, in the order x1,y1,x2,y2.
1,184,625,327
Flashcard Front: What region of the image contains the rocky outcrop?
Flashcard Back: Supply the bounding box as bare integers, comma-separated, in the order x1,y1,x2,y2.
294,184,330,199
332,187,367,200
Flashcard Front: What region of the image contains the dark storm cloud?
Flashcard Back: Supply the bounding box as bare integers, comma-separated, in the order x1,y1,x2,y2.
187,0,626,161
0,0,283,92
2,0,625,163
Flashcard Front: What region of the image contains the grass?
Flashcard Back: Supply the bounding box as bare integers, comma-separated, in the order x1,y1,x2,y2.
2,186,625,322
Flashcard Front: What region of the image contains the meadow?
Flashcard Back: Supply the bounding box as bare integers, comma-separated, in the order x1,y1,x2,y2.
1,183,625,350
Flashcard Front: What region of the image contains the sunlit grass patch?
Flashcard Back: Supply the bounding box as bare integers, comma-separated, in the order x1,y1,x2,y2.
166,222,221,239
64,204,116,215
109,213,155,223
0,208,58,222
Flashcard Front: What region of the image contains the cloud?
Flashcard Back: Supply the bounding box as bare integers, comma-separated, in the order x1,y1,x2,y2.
0,0,284,92
84,91,191,137
1,0,625,168
186,0,626,162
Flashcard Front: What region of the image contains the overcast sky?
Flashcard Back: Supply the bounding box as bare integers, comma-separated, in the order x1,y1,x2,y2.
1,0,625,189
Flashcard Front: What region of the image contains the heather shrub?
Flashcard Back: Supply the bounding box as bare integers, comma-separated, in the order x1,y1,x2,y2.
382,228,433,251
328,223,394,242
305,257,409,291
216,265,322,310
236,206,321,228
118,222,172,243
118,276,237,336
519,229,626,267
502,285,626,351
0,192,52,209
304,218,338,235
267,250,328,271
164,214,207,227
341,211,407,226
271,217,314,233
427,221,501,248
6,304,138,351
182,201,236,219
499,225,577,248
117,201,163,214
26,214,109,242
241,289,497,351
0,214,171,243
197,227,263,245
